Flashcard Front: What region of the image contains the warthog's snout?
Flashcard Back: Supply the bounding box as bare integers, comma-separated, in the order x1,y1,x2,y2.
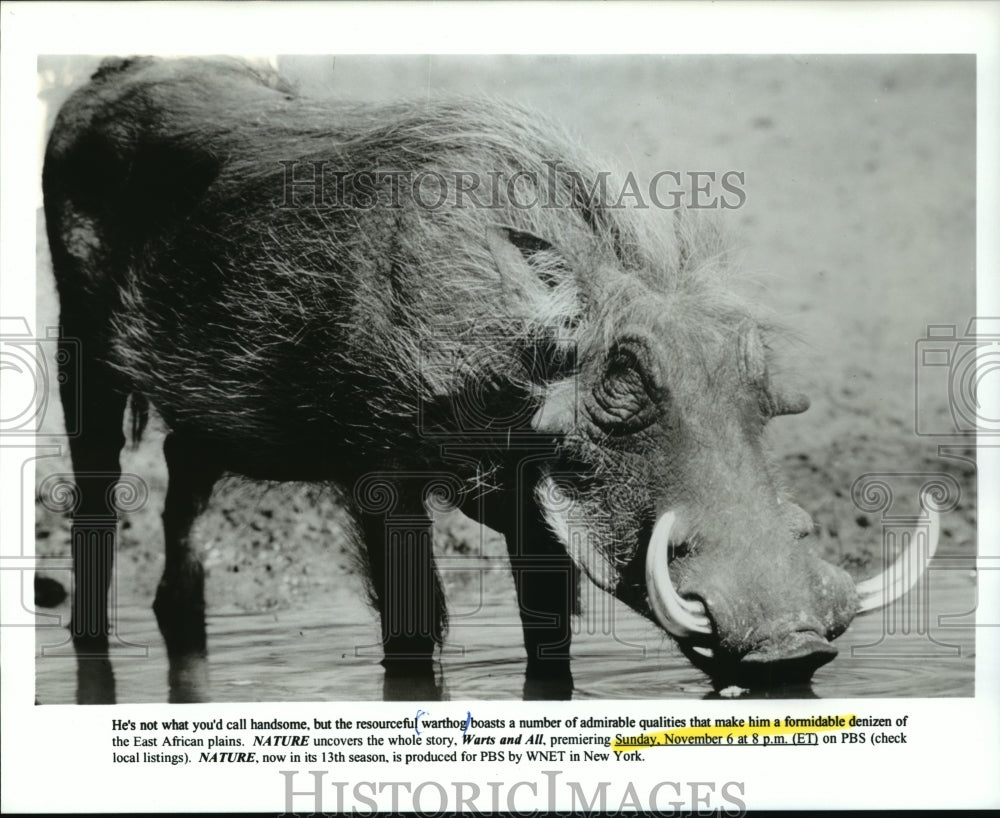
738,630,839,676
644,503,939,686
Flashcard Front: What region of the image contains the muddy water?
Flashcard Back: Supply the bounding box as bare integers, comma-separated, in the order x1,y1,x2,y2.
35,566,975,704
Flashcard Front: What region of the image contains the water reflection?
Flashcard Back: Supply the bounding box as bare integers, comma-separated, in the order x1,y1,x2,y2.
702,683,819,700
383,667,444,702
35,567,975,704
166,651,209,703
75,653,115,705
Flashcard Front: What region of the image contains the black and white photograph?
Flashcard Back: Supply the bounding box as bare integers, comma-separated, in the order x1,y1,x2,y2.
30,50,979,703
3,2,999,814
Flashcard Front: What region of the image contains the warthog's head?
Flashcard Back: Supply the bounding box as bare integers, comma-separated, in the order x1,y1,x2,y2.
487,222,931,687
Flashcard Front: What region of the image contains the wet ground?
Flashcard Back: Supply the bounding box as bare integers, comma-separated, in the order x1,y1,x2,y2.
33,556,975,703
33,55,977,702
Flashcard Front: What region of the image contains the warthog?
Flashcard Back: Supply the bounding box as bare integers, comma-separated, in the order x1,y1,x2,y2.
44,56,931,700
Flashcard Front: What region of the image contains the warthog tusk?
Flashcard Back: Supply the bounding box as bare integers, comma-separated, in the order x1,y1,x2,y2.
646,511,713,638
855,503,941,614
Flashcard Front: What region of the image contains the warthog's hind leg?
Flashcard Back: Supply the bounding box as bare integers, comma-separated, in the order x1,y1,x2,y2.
59,327,127,654
153,432,222,656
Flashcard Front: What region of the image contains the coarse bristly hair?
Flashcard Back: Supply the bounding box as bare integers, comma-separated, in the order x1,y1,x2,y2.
48,57,758,473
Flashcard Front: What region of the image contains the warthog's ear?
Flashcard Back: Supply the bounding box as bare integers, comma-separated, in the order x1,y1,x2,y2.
485,225,582,327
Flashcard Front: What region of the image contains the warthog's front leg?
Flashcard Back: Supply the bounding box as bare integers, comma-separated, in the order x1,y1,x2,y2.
504,495,577,698
356,490,446,689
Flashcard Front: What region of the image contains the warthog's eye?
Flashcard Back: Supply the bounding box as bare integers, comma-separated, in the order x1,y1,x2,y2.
588,335,663,434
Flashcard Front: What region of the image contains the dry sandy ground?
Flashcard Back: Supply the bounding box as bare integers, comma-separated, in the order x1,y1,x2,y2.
33,56,976,646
